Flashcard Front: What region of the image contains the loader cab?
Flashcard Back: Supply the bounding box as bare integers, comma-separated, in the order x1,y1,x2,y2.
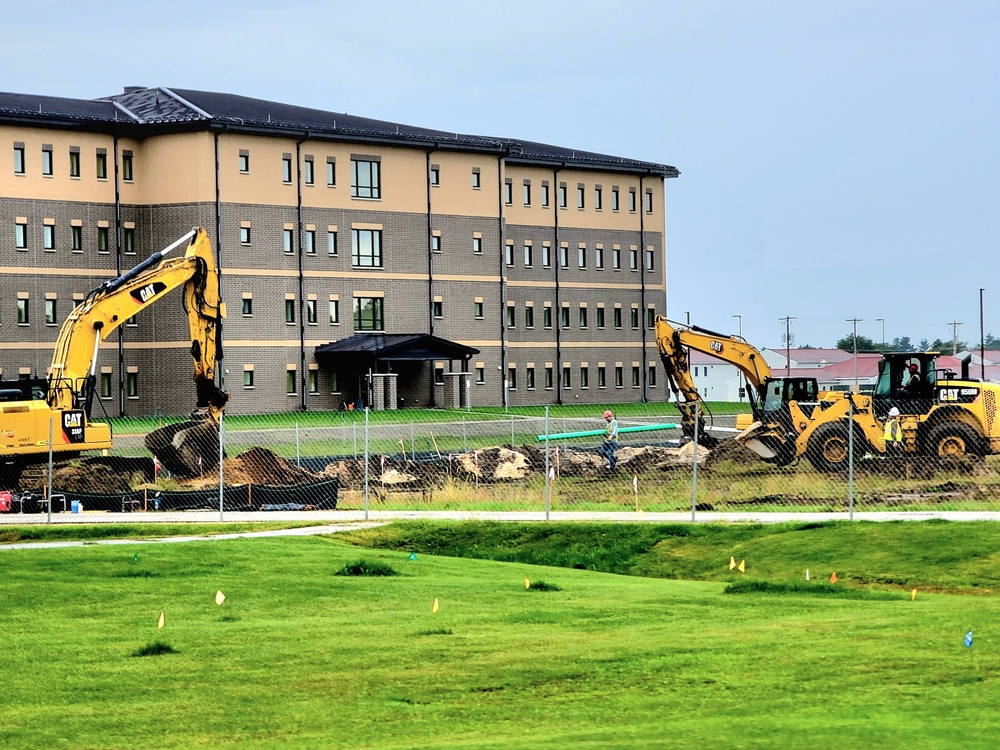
873,352,939,417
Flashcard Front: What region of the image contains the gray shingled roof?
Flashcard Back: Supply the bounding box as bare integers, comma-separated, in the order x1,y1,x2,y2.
0,86,678,176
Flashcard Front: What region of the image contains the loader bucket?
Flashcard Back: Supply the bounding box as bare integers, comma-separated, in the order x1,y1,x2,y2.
145,419,221,477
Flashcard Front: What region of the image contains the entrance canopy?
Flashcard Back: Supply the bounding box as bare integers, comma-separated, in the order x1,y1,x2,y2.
315,333,479,364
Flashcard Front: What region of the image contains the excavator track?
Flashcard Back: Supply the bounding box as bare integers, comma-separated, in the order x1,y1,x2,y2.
145,419,222,477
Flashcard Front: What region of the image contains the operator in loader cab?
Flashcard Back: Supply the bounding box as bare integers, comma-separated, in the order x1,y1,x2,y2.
900,363,921,397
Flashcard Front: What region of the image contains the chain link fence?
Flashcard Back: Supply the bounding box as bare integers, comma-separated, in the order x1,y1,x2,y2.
5,401,1000,518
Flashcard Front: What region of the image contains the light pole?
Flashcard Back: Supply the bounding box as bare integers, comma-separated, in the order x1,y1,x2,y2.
780,316,795,375
732,314,742,339
847,318,862,391
876,318,885,347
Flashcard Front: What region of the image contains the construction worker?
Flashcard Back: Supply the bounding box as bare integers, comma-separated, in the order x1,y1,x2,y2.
598,409,619,470
884,406,904,454
900,363,921,397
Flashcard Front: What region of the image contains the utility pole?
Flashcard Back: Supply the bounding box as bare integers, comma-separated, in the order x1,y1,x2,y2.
732,314,742,339
780,316,795,375
980,289,986,381
948,321,963,356
876,318,885,346
847,317,862,391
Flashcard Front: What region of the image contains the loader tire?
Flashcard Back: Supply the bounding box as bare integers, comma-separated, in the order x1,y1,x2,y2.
806,423,852,472
927,422,982,458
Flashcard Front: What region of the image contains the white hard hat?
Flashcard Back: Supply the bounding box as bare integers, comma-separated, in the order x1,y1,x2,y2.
888,407,900,418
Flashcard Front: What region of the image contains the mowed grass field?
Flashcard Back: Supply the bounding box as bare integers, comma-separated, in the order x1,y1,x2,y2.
1,522,998,748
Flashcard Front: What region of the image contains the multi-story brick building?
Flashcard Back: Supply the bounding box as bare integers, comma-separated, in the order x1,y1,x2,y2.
0,87,678,416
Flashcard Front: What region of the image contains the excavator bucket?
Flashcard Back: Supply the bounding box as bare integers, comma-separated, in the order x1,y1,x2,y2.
145,419,221,477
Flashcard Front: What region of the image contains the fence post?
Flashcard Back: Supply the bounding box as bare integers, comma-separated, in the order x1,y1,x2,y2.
295,421,301,467
462,416,468,452
219,412,225,521
47,416,53,524
848,398,855,520
353,421,358,459
410,421,415,457
691,404,699,522
364,408,370,521
544,406,551,521
511,415,515,448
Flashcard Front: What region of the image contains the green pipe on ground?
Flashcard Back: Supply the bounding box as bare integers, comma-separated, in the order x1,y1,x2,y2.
535,423,679,442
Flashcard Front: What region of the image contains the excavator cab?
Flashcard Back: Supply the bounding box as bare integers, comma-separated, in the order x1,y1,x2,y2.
760,377,820,414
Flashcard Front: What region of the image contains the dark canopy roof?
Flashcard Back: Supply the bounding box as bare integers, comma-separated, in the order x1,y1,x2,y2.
315,334,478,363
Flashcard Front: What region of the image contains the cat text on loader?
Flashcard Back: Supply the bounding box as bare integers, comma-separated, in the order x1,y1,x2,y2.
0,227,228,485
654,316,1000,470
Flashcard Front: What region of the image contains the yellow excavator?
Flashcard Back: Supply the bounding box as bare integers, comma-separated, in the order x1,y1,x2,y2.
655,316,1000,471
0,227,227,485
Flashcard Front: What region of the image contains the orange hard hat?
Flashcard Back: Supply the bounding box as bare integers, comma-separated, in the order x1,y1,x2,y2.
909,363,918,370
603,410,613,419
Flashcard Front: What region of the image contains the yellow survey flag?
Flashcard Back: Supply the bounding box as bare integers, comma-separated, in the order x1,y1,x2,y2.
729,556,736,570
215,590,226,606
524,578,530,590
432,597,440,614
157,611,165,630
830,572,838,583
737,560,746,574
911,588,917,601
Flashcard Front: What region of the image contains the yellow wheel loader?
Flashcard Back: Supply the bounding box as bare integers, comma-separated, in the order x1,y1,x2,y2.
0,228,227,486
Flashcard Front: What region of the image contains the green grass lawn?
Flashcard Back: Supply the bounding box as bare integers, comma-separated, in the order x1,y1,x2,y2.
0,523,997,748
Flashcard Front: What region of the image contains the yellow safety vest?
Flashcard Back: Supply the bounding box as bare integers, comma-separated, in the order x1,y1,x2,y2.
884,418,903,443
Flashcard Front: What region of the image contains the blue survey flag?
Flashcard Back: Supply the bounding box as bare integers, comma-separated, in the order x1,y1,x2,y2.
965,630,973,648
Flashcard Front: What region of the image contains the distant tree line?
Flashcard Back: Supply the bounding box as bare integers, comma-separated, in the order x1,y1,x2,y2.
833,333,1000,355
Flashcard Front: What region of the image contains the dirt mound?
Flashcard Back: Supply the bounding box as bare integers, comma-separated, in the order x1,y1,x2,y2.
454,447,531,481
218,447,318,486
53,458,151,494
704,438,762,469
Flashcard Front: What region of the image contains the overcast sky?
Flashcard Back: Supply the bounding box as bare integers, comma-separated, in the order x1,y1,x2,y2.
6,1,999,349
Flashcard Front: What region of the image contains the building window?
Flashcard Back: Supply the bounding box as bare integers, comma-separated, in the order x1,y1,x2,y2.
329,299,340,324
560,306,570,329
614,308,623,328
649,365,657,387
327,157,336,186
612,187,620,211
595,187,602,210
645,190,654,213
579,307,588,328
244,369,254,388
526,367,535,390
505,243,514,267
612,247,621,270
474,300,483,319
282,155,293,184
308,370,318,394
506,303,516,328
17,298,29,325
122,152,133,181
123,227,135,254
433,300,443,318
631,307,640,329
45,299,56,325
306,299,317,324
98,227,109,253
305,230,316,255
352,228,382,267
597,307,606,328
96,151,107,179
327,230,338,255
580,366,589,388
43,225,55,250
647,308,656,328
523,182,531,206
504,179,513,205
632,366,641,387
577,185,585,209
126,314,138,328
126,372,138,398
558,184,567,208
100,372,112,398
330,371,339,394
42,147,53,176
15,222,27,250
598,366,607,388
351,158,381,199
507,365,517,391
559,246,568,268
239,152,250,173
472,236,482,254
285,298,296,324
596,247,604,269
69,150,80,178
578,247,586,268
524,306,534,328
543,306,552,328
71,225,82,252
562,366,571,389
629,188,637,212
541,183,550,207
242,297,253,316
240,226,251,245
430,165,440,186
353,297,384,331
646,249,655,271
472,168,481,189
630,248,638,271
287,370,297,395
13,145,25,174
542,245,551,268
476,366,485,383
283,228,294,254
545,366,554,389
523,244,533,267
304,157,314,185
615,366,624,388
431,235,441,253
